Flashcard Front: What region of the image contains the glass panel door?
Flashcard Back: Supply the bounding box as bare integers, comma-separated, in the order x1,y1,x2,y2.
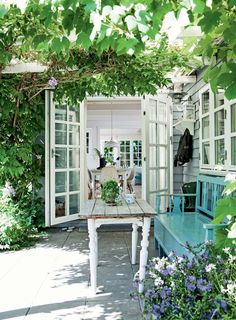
51,101,81,225
142,95,169,210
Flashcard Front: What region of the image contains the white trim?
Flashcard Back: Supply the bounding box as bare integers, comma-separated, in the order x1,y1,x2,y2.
80,100,87,201
44,90,50,227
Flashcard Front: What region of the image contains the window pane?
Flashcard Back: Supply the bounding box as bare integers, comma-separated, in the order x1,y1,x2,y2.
149,99,157,121
149,169,157,191
69,194,80,215
202,91,209,114
69,148,79,168
55,196,66,217
159,124,167,144
215,139,225,165
55,123,67,145
69,171,80,191
150,123,157,144
55,172,67,193
215,92,224,109
231,137,236,165
69,125,80,145
55,148,67,168
202,116,209,139
157,102,166,122
55,104,67,121
231,103,236,133
159,146,167,167
202,142,210,164
149,146,157,167
159,169,167,190
69,105,80,122
215,110,224,136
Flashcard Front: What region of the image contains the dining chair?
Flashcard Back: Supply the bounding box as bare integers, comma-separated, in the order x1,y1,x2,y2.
126,167,135,193
100,166,119,185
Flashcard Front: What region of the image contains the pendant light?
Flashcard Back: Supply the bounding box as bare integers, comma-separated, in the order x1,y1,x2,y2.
104,110,119,148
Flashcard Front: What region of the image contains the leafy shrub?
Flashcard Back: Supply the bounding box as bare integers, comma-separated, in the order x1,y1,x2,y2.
212,174,236,249
0,188,44,250
134,243,236,320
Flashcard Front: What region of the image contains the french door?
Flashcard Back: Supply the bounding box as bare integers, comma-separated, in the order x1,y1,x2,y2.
47,93,86,225
142,94,171,210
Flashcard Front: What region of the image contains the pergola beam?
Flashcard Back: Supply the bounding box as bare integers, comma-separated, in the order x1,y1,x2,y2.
2,62,48,74
170,75,196,84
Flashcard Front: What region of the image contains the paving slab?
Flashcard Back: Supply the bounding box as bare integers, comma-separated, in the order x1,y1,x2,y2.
0,227,157,320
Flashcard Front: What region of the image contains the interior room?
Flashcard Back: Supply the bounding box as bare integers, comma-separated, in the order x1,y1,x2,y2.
86,97,142,198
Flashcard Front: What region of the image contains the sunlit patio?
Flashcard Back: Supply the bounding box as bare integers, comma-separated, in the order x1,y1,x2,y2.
0,226,156,320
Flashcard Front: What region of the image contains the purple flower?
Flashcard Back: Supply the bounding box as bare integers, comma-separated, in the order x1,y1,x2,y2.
145,289,154,298
202,251,209,259
187,276,196,282
186,283,196,291
197,279,212,292
48,77,58,88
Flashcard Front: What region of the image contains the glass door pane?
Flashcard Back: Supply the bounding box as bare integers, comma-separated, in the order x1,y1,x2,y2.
202,91,209,114
215,110,224,136
144,96,169,208
51,102,81,224
202,142,210,164
231,137,236,166
202,116,209,139
215,139,225,165
231,103,236,133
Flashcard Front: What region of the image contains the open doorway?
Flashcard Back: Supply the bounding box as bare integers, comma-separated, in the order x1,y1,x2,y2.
86,97,143,199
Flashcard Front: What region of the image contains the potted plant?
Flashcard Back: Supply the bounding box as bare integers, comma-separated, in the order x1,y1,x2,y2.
101,180,120,205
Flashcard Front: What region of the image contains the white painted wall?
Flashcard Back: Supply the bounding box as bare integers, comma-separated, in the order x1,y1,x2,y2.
86,98,142,169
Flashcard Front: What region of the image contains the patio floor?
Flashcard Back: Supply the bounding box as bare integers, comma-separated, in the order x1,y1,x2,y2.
0,224,157,320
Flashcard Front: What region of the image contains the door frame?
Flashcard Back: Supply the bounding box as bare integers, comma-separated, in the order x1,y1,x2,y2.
141,94,172,206
44,91,86,226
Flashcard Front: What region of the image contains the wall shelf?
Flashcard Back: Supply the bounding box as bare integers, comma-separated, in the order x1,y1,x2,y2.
173,119,195,135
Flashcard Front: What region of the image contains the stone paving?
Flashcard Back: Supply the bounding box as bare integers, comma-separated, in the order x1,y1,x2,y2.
0,225,157,320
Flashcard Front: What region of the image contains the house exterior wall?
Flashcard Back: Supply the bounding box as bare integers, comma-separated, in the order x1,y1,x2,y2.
173,68,208,189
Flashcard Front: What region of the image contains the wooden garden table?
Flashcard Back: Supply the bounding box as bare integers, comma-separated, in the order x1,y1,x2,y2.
79,198,156,294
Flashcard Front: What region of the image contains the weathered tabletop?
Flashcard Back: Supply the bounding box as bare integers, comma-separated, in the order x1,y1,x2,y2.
79,198,156,219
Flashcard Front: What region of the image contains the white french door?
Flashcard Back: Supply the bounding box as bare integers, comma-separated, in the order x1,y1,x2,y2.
142,94,171,210
47,93,86,225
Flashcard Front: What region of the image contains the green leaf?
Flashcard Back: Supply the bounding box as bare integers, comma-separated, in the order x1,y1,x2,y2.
51,37,63,54
62,9,74,33
212,198,236,224
76,32,91,49
62,36,70,50
193,0,205,14
0,5,7,18
199,10,221,33
217,72,235,87
224,82,236,100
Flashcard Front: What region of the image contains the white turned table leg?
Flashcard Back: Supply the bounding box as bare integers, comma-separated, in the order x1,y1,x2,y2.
88,219,98,294
138,217,151,293
95,231,98,266
132,223,138,264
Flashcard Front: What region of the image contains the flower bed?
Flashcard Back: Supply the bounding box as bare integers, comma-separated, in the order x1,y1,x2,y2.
135,243,236,319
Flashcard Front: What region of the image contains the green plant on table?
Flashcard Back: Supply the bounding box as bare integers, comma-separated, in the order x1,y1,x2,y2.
133,243,236,320
101,180,120,204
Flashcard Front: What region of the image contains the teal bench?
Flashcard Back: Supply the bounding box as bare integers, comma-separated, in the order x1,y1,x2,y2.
154,175,226,257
